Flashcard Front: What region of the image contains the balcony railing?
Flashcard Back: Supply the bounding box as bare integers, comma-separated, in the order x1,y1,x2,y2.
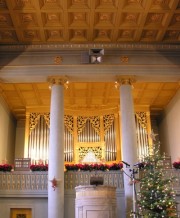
0,171,48,191
64,170,124,190
0,169,179,194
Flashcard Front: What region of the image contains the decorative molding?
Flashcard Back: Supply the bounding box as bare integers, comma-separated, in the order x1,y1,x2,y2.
79,146,102,160
103,114,115,135
54,56,63,65
0,170,180,195
47,75,69,87
120,56,129,64
77,116,101,136
43,113,50,128
64,115,74,134
135,112,147,129
0,43,180,51
0,65,179,84
64,171,124,190
29,113,40,131
116,75,136,85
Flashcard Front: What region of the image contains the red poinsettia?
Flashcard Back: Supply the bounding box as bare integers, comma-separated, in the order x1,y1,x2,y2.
65,162,123,171
173,161,180,169
0,164,13,172
30,164,48,171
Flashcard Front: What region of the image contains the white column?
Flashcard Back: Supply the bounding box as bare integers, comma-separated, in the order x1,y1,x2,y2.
48,76,68,218
116,76,138,217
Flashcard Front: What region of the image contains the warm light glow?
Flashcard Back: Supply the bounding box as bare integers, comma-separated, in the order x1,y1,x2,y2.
82,151,100,163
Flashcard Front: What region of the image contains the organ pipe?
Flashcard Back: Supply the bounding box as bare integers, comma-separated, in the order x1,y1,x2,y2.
64,125,74,162
27,112,150,164
135,114,149,161
78,119,100,143
104,120,116,161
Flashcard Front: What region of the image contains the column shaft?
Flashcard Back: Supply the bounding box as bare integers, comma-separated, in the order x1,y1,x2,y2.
48,84,64,218
119,80,138,217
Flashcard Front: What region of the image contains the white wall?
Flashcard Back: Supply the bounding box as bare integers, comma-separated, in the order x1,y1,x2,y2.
0,198,48,218
159,89,180,162
0,97,16,164
0,190,125,218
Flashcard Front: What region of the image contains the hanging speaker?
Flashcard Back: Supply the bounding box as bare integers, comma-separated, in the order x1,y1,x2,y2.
89,48,104,56
90,55,102,64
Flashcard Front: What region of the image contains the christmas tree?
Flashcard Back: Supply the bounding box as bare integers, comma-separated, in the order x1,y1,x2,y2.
136,137,178,217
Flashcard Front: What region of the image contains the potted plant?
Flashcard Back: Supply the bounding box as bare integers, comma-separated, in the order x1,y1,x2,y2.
0,164,13,172
172,161,180,169
30,164,48,171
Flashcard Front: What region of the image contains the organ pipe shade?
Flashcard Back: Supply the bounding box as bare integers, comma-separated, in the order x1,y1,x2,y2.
78,119,100,142
27,112,150,163
28,115,49,163
64,125,74,162
135,114,149,160
104,120,116,161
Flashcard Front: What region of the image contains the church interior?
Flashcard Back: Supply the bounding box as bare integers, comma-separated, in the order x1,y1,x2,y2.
0,0,180,218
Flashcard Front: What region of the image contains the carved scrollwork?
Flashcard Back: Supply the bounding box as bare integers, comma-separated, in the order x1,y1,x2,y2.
103,114,115,135
77,116,88,135
29,113,41,131
120,55,129,64
43,113,50,128
79,146,102,160
47,76,69,87
135,112,147,129
77,116,100,136
54,56,63,65
64,115,74,134
89,116,100,135
116,75,136,85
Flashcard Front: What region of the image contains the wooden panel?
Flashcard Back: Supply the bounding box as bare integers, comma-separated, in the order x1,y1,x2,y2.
0,0,179,44
0,81,180,119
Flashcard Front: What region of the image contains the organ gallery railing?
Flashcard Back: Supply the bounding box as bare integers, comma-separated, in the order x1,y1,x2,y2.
64,170,124,190
0,170,180,194
0,171,48,191
0,171,123,191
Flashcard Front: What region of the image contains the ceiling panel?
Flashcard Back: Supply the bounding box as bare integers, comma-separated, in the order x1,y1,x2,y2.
0,1,180,120
0,81,179,119
0,0,179,44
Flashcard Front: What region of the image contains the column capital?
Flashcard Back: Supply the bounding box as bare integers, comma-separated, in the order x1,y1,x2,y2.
47,75,69,88
115,75,136,86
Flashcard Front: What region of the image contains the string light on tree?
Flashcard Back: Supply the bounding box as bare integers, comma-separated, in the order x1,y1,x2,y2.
135,135,178,217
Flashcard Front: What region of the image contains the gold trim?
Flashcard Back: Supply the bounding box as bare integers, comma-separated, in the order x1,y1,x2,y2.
29,113,41,131
64,115,74,134
115,75,136,85
43,113,50,128
135,112,147,129
79,146,102,161
54,56,63,65
47,75,69,87
120,56,129,64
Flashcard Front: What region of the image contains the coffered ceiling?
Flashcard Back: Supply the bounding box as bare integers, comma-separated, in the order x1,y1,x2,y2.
0,0,180,44
0,81,179,119
0,0,180,120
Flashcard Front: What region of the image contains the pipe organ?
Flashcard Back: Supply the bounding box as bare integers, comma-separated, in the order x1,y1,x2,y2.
26,110,151,164
135,112,149,160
